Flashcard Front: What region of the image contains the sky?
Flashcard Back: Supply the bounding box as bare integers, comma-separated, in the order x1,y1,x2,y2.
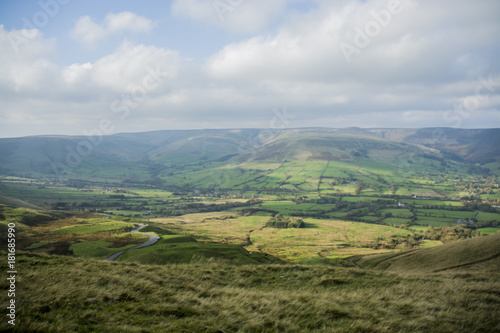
0,0,499,138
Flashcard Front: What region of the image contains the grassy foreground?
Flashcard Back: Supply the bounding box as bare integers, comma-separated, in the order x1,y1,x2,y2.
1,251,499,332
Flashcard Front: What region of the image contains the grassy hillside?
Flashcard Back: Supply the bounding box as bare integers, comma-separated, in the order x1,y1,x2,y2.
1,128,498,183
351,232,500,273
369,127,500,163
0,135,154,181
1,251,498,332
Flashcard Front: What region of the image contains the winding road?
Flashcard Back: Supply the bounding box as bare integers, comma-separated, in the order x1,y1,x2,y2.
106,224,160,261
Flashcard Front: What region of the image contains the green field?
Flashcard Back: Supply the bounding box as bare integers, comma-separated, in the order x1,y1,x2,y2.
154,214,416,263
117,234,282,265
70,238,147,259
50,219,135,234
477,227,500,235
476,212,500,222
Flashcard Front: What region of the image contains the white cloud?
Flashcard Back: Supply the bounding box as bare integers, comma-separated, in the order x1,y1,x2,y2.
105,12,154,33
204,0,499,85
56,42,183,100
0,1,499,137
0,23,185,137
70,11,154,48
171,0,290,34
69,16,104,47
201,0,500,125
0,25,58,92
61,62,92,84
64,42,182,93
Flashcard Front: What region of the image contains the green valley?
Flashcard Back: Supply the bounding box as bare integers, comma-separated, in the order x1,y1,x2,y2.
1,127,499,332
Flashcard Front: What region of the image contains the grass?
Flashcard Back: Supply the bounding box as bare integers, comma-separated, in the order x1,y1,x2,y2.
117,235,282,265
1,251,498,332
50,220,135,235
419,240,444,248
401,199,464,207
25,240,56,249
70,237,148,259
413,216,456,228
0,182,98,206
260,201,334,215
353,232,500,273
381,208,413,218
154,212,265,245
477,227,500,235
155,214,416,263
383,217,412,225
476,212,500,223
1,210,149,258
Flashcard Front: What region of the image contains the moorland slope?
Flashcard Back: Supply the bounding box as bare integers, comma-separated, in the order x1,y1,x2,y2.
351,232,500,273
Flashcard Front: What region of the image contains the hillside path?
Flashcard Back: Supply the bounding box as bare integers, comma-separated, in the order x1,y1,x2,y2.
106,224,160,261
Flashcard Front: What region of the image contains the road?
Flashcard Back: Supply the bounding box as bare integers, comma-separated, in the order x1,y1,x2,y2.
106,223,160,261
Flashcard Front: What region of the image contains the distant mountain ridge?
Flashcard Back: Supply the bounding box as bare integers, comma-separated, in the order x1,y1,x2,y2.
0,127,498,180
368,128,500,163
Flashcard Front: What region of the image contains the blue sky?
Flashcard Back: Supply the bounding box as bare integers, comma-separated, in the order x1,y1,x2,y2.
1,0,240,64
0,0,499,137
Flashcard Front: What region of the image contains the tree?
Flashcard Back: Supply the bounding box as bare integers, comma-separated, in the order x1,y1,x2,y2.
355,182,363,195
265,215,304,229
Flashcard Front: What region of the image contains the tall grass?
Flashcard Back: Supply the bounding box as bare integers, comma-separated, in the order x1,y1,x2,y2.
1,251,498,332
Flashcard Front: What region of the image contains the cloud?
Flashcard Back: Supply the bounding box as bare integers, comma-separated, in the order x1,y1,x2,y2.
0,24,184,137
61,41,181,93
201,0,500,123
70,11,154,48
171,0,290,34
204,0,499,84
0,1,499,138
0,25,57,92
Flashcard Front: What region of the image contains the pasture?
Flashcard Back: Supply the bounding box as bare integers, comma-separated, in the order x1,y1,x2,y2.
154,214,415,263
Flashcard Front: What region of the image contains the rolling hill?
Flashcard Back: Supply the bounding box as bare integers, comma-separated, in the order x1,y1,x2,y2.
350,232,500,273
369,127,500,163
0,128,499,204
1,128,497,181
2,234,499,332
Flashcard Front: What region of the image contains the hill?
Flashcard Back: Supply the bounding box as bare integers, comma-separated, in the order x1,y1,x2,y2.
1,250,498,332
350,232,500,273
369,127,500,163
1,128,498,182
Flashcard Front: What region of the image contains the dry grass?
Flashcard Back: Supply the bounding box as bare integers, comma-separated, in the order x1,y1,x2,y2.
12,215,148,256
154,215,411,263
353,233,500,273
1,251,498,332
153,213,264,245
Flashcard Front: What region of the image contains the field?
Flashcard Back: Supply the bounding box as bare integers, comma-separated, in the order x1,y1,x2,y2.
116,234,281,265
70,238,145,259
153,214,414,263
477,227,500,235
1,167,498,266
